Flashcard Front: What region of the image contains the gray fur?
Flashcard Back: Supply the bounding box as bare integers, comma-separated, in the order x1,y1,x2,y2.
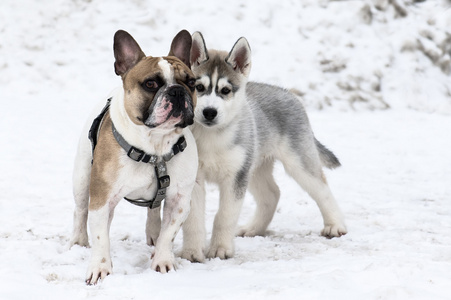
182,33,347,262
246,82,340,173
315,138,341,169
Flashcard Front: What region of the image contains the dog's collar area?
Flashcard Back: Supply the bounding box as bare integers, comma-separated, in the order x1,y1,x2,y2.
112,123,187,164
112,125,186,209
88,98,187,209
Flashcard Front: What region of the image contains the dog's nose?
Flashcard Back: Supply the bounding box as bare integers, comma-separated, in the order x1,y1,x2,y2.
168,86,185,98
203,108,217,121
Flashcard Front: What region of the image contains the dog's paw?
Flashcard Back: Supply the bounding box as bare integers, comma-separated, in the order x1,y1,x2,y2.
181,247,205,263
207,244,234,260
145,224,160,247
236,226,265,237
69,234,89,248
151,252,176,274
321,224,348,238
85,259,112,285
146,235,158,247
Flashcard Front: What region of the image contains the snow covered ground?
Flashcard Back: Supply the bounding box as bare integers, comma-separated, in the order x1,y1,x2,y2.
1,0,450,299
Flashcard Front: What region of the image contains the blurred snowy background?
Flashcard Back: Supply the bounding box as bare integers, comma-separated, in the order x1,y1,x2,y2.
0,0,450,299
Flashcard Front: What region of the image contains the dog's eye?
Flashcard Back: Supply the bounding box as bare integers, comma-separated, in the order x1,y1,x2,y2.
187,79,196,88
196,84,205,92
143,80,159,92
221,87,231,95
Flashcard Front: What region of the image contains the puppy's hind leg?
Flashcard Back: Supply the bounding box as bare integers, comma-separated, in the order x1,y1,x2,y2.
282,153,347,238
237,159,280,237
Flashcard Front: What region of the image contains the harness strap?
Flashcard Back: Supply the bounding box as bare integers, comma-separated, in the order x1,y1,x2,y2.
124,161,170,209
88,98,187,209
112,124,187,164
88,98,112,158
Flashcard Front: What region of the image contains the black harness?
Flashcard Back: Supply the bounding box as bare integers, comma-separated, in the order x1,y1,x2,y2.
88,98,187,209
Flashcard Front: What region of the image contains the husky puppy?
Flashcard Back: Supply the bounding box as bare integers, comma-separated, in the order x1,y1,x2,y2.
181,32,347,262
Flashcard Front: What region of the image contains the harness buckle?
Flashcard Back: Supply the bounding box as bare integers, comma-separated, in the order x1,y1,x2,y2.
158,175,170,189
128,147,144,162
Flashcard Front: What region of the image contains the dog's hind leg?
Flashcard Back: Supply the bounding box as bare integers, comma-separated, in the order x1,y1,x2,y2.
70,141,92,248
281,152,347,238
237,159,280,237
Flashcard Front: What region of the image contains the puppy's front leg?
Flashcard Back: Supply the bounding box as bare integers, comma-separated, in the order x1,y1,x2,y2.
207,179,246,259
151,193,190,273
85,203,114,285
146,207,161,246
181,175,207,263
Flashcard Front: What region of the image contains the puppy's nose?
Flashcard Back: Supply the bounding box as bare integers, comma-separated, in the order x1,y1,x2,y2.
203,108,217,121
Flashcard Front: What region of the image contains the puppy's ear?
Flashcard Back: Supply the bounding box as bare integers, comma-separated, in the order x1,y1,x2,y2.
113,30,146,76
168,30,192,68
226,37,251,77
190,31,209,67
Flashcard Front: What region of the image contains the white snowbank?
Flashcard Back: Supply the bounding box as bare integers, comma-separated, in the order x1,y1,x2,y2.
1,1,450,299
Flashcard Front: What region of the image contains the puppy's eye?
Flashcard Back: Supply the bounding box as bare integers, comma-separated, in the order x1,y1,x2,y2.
143,80,159,92
221,87,231,95
196,84,205,92
187,79,196,88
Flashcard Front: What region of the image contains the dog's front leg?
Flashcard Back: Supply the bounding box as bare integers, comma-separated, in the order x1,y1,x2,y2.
85,203,114,285
151,193,190,273
207,179,246,259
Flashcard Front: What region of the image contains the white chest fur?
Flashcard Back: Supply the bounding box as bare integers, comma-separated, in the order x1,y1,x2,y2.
192,123,246,183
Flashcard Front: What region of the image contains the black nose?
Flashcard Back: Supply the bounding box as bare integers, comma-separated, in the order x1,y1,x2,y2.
168,86,185,98
203,108,217,121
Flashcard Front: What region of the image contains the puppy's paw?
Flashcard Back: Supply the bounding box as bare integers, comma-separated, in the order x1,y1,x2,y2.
146,224,160,247
236,225,265,237
146,235,159,247
321,224,348,238
181,247,205,263
85,259,112,285
69,234,89,248
207,244,234,260
151,252,176,274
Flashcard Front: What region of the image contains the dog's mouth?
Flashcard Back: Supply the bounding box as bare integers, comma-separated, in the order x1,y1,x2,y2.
145,112,194,129
200,119,216,127
143,86,194,129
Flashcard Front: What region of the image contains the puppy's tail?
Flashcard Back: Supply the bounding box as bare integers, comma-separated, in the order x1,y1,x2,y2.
315,138,341,169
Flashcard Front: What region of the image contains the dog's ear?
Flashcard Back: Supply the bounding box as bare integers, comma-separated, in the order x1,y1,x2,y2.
190,31,209,67
226,37,251,77
113,30,146,76
168,30,192,68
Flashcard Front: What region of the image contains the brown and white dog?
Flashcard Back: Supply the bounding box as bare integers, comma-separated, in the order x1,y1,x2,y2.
70,30,198,285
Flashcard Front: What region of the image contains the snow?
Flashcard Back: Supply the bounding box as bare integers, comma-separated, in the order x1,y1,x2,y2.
1,0,450,299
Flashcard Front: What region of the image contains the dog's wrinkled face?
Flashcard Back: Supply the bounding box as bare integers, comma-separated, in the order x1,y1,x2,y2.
113,30,196,131
123,56,196,129
189,32,251,129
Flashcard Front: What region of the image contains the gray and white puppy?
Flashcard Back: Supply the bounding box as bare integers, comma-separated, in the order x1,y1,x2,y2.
181,32,347,262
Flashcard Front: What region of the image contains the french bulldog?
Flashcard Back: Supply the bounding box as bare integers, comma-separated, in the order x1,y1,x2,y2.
70,29,198,285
